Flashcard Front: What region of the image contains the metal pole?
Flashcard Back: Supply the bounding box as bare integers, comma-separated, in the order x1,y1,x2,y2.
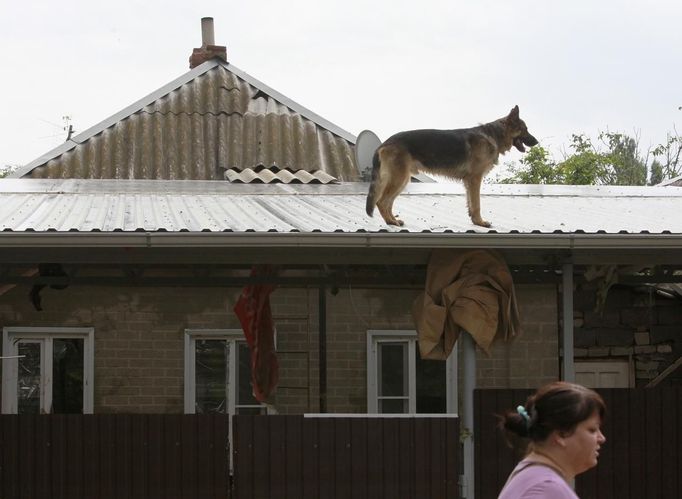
461,330,476,498
562,263,575,381
318,284,327,412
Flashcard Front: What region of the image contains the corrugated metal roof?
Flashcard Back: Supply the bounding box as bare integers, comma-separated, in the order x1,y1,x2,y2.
14,60,358,182
0,179,680,237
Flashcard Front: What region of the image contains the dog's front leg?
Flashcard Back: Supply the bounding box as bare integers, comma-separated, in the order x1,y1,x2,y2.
464,174,491,227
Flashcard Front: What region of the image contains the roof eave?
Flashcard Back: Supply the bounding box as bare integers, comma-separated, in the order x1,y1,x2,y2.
2,232,680,266
1,231,680,249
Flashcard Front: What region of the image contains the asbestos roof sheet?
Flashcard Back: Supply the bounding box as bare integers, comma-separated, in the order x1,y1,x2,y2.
224,166,338,184
0,179,680,238
659,174,682,187
13,60,358,182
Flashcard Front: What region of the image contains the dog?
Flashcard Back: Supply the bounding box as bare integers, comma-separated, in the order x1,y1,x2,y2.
365,105,538,227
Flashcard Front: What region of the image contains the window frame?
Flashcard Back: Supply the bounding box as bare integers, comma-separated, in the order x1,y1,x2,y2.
183,329,266,415
2,327,95,414
366,329,458,415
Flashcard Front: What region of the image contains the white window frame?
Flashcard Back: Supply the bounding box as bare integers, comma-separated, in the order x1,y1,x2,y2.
2,327,94,414
367,330,458,414
184,329,266,415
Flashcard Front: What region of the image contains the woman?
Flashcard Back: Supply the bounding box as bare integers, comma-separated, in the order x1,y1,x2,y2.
497,381,606,499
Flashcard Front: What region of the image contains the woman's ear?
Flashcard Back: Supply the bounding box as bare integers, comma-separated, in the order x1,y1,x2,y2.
552,430,568,448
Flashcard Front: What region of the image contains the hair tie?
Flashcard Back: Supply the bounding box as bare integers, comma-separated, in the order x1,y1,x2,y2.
516,405,530,424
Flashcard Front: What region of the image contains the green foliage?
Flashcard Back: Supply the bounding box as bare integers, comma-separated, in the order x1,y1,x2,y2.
500,145,560,184
650,131,682,182
597,132,647,185
0,165,18,178
557,134,613,185
501,131,652,186
649,159,665,186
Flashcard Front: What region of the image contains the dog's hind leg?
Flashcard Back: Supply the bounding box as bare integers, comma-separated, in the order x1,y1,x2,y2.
464,173,491,227
376,180,408,226
375,151,411,226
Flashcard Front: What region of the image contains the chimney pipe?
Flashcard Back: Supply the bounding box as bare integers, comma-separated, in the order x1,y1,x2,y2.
201,17,215,46
189,17,227,69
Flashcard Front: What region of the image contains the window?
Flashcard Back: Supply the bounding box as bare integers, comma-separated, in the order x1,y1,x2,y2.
184,330,265,415
367,330,457,414
2,327,94,414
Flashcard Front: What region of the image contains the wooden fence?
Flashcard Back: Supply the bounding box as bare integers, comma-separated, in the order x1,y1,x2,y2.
0,413,458,499
0,414,231,499
233,415,460,499
475,387,682,499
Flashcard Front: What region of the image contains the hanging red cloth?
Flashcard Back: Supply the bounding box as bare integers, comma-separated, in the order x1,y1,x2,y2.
233,265,279,402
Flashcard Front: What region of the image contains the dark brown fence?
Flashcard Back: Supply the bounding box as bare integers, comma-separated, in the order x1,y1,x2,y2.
0,413,458,499
0,414,231,499
233,415,460,499
475,387,682,499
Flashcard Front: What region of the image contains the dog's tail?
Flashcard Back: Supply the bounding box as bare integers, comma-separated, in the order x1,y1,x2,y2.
365,148,381,216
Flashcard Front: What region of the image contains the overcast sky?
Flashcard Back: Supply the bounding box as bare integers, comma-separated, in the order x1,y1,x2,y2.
2,0,681,171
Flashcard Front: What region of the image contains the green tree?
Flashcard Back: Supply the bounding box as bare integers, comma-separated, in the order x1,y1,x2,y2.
0,165,18,178
651,130,682,183
500,132,649,185
597,132,647,185
500,145,561,184
649,159,665,185
556,134,612,185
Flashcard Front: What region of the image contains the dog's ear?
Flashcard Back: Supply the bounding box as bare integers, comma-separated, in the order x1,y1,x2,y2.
509,105,520,120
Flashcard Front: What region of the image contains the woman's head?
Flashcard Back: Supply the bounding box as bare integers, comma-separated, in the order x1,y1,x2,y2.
500,381,606,442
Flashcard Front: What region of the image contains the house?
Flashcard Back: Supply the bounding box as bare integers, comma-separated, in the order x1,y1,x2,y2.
1,18,681,499
658,172,682,187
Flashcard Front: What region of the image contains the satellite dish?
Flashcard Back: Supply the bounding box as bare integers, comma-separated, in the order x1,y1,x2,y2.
355,130,382,181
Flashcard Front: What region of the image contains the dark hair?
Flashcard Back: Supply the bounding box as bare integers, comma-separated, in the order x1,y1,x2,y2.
498,381,606,442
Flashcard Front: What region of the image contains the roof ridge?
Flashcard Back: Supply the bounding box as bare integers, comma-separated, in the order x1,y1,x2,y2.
219,60,356,144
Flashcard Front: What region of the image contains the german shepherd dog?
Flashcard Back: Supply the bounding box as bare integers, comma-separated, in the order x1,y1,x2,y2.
365,105,538,227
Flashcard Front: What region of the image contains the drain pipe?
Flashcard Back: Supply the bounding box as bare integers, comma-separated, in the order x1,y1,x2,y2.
562,263,575,381
461,330,476,498
319,283,327,413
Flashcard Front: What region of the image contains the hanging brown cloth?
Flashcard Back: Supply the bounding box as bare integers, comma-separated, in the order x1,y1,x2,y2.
412,249,521,359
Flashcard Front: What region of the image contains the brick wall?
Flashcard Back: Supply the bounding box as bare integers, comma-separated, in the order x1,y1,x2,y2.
475,284,559,388
279,284,560,412
573,284,682,386
299,286,419,413
0,281,561,413
0,285,244,413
